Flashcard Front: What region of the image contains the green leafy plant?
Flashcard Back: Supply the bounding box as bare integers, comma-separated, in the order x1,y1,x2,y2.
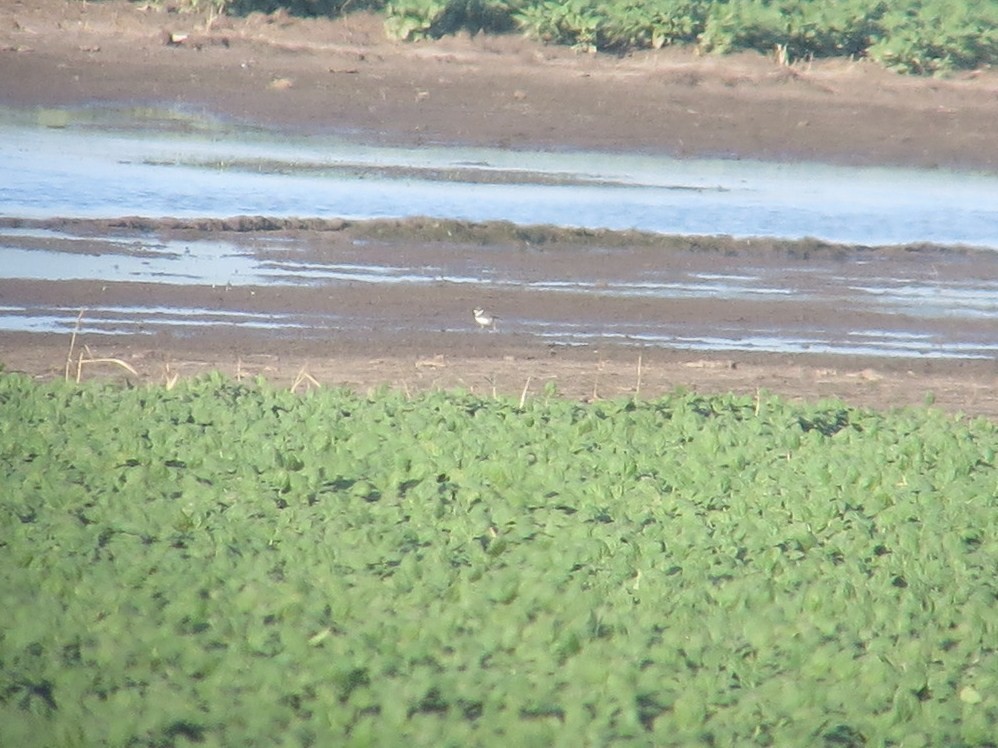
2,373,995,745
867,0,998,74
384,0,450,39
385,0,519,39
514,0,603,51
137,0,387,18
378,0,996,72
133,0,997,72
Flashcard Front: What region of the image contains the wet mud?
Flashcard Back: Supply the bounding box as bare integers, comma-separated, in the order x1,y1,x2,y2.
1,217,996,417
1,2,996,416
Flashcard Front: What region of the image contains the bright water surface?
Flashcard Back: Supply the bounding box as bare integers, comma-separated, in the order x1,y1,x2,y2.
2,224,996,359
2,107,997,248
1,106,997,358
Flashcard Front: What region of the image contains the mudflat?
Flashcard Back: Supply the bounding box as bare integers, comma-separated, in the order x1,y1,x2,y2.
1,0,996,415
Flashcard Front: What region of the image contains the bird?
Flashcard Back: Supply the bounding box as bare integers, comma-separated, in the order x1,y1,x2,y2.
473,307,498,331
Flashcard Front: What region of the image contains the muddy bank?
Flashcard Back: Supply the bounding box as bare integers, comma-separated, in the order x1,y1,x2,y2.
1,2,996,415
2,1,998,171
2,217,996,417
5,331,997,419
9,215,994,255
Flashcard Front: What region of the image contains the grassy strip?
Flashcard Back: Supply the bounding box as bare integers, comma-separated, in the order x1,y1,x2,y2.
1,372,995,745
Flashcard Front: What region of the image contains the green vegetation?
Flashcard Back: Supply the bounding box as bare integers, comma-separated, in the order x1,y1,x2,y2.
156,0,997,74
172,0,386,19
387,0,998,73
2,372,996,745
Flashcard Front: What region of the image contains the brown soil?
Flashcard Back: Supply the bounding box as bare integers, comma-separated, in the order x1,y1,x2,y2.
1,0,997,416
4,1,998,170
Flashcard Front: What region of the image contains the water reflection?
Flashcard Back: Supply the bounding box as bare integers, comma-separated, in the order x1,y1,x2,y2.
2,106,997,247
1,223,995,359
2,106,995,360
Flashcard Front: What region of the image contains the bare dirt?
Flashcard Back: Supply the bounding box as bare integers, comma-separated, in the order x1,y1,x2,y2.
1,0,997,416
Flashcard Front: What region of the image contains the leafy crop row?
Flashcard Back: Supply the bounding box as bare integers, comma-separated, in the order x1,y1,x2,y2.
157,0,998,74
1,373,995,745
383,0,998,73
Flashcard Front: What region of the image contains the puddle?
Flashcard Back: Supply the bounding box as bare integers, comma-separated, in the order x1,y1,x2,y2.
0,225,803,298
534,327,998,360
2,106,998,248
4,300,992,360
1,105,996,361
2,222,995,360
1,241,259,286
3,225,994,318
846,281,998,319
0,304,323,335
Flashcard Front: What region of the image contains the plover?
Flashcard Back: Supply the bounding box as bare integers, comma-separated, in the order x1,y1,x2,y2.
473,307,497,331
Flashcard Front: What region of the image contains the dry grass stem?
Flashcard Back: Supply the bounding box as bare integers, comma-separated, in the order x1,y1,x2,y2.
65,312,139,383
75,346,140,383
592,360,606,401
65,308,87,382
163,364,180,391
519,376,532,408
291,366,321,393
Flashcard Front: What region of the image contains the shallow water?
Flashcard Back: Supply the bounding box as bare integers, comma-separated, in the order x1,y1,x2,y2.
2,106,998,248
1,223,995,359
1,105,997,360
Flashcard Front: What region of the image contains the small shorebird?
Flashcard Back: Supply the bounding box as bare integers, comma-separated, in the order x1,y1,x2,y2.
473,307,498,331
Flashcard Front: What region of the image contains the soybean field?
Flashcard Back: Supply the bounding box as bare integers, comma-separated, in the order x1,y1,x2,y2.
1,373,995,746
